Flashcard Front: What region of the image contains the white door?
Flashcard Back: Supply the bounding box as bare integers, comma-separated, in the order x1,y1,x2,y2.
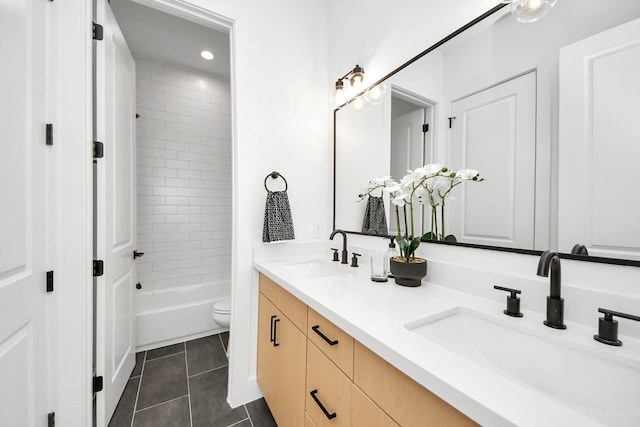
449,71,536,248
390,108,426,235
94,0,137,424
559,18,640,260
0,0,52,425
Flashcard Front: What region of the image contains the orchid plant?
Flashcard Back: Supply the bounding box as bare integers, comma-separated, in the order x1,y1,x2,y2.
359,164,483,262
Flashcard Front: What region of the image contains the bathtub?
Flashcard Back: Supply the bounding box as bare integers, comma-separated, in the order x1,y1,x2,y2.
135,280,230,351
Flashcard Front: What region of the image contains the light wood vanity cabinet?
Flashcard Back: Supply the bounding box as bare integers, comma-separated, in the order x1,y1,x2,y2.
257,273,476,427
257,277,307,427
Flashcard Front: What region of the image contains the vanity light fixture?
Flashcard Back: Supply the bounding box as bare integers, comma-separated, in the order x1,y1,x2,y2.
499,0,557,23
334,64,365,102
200,50,214,60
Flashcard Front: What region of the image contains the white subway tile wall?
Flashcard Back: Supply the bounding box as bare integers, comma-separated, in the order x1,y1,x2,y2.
135,58,231,291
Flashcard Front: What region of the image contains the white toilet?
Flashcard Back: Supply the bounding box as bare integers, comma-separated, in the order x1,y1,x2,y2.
212,298,231,328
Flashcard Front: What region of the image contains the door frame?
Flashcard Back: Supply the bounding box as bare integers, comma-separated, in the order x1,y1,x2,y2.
95,0,260,410
52,0,255,424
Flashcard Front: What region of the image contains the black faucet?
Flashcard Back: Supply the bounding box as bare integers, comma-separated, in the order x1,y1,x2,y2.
330,230,349,264
571,243,589,256
537,250,566,329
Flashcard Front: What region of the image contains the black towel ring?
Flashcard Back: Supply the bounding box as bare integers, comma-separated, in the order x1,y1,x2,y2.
264,171,288,192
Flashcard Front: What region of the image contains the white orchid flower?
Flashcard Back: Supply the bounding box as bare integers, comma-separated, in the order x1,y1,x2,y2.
391,194,407,207
424,163,446,175
456,169,479,180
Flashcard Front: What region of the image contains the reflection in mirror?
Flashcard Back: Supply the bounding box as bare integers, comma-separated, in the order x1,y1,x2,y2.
334,0,640,263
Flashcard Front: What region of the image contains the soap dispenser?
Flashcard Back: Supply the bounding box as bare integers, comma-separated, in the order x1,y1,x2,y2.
385,237,399,278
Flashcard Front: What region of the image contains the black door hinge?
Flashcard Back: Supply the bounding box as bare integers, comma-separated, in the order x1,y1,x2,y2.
48,412,55,427
93,376,104,393
93,141,104,159
93,260,104,277
46,124,53,146
46,271,54,292
422,123,429,133
93,22,104,41
448,116,456,128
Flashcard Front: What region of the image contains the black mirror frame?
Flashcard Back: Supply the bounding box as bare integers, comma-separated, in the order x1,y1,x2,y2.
332,3,640,268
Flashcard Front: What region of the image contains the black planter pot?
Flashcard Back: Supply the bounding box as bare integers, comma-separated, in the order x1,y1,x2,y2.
390,257,427,287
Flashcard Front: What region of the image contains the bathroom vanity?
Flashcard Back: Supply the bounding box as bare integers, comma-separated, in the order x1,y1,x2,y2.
256,273,473,427
254,243,640,427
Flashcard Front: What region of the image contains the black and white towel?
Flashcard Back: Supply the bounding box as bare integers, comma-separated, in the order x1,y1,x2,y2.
262,190,295,243
361,195,388,235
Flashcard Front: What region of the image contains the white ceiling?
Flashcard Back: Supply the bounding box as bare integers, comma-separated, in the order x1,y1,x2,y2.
110,0,230,78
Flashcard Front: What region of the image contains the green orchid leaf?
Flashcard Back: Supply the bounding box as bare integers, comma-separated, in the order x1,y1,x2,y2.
443,234,457,242
422,232,437,241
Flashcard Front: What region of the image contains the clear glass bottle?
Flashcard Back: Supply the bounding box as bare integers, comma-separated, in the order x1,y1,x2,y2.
385,237,399,278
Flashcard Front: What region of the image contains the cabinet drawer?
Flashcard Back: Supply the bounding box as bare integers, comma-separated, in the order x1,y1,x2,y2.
353,341,477,427
306,341,352,426
307,308,354,379
352,383,399,427
259,273,307,332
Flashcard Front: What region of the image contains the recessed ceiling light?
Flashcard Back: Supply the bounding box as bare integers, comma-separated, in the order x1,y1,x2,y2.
200,50,214,61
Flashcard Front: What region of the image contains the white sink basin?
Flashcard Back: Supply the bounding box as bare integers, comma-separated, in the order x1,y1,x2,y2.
406,307,640,426
281,259,352,278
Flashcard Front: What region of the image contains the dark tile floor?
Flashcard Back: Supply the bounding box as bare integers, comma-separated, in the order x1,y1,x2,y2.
108,332,277,427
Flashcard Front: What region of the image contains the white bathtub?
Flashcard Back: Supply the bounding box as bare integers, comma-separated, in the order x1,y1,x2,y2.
135,281,230,351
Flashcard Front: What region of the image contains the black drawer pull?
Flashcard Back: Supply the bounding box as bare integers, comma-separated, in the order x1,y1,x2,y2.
310,389,336,420
273,318,280,347
312,325,339,346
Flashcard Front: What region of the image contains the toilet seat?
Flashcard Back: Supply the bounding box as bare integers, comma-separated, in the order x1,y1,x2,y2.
213,298,231,314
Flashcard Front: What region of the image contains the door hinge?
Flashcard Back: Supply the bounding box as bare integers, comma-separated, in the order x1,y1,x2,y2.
93,141,104,159
48,412,55,427
448,116,456,129
93,22,104,41
46,271,54,292
46,124,53,146
422,123,429,133
93,376,104,393
93,260,104,277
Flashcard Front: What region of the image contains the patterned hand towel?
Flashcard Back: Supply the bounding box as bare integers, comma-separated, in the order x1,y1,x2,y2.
262,190,295,242
361,195,388,235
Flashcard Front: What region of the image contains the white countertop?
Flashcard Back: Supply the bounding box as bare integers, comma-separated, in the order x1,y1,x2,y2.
254,244,640,427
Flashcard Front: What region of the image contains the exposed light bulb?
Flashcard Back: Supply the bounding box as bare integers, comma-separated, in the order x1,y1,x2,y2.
524,0,543,11
200,50,214,60
365,84,386,105
510,0,556,23
351,96,366,113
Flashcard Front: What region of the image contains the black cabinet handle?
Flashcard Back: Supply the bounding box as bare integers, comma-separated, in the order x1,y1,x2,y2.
269,315,277,344
310,389,336,420
273,318,280,347
312,325,339,346
133,250,145,259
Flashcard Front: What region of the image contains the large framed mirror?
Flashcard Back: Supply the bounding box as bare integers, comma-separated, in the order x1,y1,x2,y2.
334,0,640,265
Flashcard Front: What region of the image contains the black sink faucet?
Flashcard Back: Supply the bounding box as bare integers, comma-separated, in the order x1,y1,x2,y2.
330,230,349,264
537,250,567,329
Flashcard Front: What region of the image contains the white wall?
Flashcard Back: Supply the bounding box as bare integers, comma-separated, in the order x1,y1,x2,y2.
174,0,331,407
135,58,232,291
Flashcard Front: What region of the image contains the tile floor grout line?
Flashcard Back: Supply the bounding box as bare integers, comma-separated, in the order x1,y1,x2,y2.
245,404,255,427
130,351,146,427
185,341,194,427
218,332,226,355
187,363,229,379
133,394,190,414
226,417,250,427
144,350,186,363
